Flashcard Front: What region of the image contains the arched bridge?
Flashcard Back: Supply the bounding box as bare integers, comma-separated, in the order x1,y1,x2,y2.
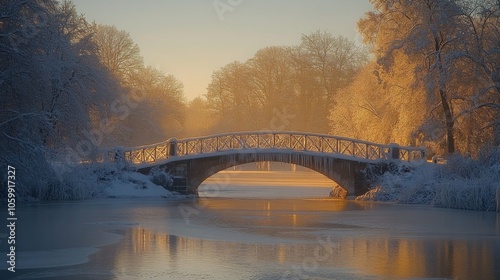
106,131,426,196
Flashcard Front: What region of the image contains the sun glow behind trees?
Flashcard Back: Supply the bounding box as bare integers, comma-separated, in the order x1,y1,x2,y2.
185,31,367,137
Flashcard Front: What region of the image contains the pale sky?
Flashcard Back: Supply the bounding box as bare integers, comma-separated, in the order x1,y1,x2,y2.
71,0,373,100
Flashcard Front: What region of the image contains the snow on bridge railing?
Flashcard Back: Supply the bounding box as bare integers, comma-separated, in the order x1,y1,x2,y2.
101,131,426,165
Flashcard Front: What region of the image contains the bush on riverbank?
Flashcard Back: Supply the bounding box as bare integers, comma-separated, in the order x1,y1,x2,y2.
357,148,500,211
8,162,174,201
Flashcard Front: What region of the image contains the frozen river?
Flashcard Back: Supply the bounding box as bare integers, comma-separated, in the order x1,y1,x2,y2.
2,171,500,279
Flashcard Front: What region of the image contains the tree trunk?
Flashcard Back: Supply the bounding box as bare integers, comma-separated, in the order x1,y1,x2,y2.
493,112,500,147
439,88,455,154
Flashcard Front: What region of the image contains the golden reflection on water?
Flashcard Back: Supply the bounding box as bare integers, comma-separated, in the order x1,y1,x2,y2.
110,225,498,279
333,238,497,279
197,197,350,211
103,199,498,279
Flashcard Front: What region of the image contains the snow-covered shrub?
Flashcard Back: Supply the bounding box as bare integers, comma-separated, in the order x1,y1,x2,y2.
432,178,497,211
431,152,499,211
435,154,482,180
357,160,436,204
0,146,63,202
363,161,401,186
48,162,113,200
148,167,173,188
358,151,500,211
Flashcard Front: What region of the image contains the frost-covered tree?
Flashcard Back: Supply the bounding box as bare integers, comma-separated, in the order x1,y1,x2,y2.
355,0,500,155
359,0,474,154
330,55,429,146
457,0,500,146
0,0,122,199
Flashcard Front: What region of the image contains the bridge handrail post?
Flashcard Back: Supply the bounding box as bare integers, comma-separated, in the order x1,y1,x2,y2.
168,138,178,157
420,146,426,160
389,143,400,160
113,146,126,169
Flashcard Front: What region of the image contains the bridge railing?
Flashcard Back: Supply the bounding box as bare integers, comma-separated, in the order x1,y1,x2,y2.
174,131,424,162
105,142,170,164
104,131,425,164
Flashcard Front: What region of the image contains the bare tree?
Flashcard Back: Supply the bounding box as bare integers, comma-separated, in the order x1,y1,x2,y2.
206,61,257,132
248,46,294,127
92,24,144,82
119,66,186,146
300,31,366,107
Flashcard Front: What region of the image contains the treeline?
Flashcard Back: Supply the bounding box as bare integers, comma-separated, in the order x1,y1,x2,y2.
0,0,185,199
188,0,500,158
184,31,367,136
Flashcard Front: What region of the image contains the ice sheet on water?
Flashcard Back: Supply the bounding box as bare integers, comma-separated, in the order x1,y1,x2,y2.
13,248,99,269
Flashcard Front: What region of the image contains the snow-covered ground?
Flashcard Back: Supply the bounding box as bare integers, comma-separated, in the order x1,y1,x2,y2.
357,151,500,211
46,163,175,200
103,171,172,198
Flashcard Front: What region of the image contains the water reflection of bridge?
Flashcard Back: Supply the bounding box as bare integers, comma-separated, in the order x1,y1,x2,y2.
104,131,426,196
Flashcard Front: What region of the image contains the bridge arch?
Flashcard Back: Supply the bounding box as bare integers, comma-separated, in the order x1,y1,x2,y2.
157,150,370,196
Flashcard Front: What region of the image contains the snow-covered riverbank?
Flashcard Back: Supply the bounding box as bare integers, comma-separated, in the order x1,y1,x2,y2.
26,163,176,201
357,151,500,211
